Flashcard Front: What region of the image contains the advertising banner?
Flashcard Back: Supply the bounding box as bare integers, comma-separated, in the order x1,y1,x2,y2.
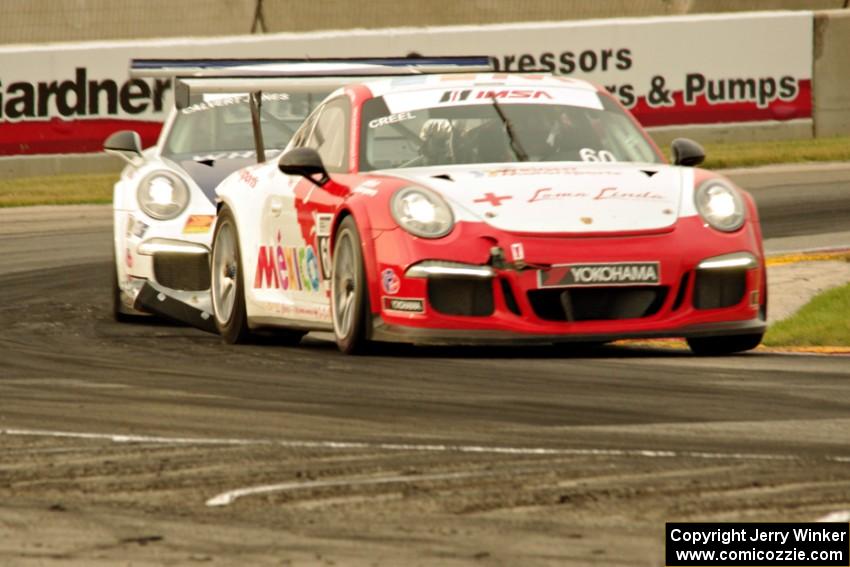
0,11,812,156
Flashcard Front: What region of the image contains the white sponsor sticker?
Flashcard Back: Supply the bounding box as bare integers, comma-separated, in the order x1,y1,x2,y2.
383,86,603,114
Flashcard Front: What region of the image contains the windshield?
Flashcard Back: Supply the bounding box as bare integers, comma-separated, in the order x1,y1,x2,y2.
163,92,327,157
359,86,661,171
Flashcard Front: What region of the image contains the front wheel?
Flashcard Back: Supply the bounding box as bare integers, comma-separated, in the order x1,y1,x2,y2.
211,207,251,344
331,216,372,354
686,333,763,356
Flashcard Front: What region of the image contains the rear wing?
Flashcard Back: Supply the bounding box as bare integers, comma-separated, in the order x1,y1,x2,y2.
130,57,493,162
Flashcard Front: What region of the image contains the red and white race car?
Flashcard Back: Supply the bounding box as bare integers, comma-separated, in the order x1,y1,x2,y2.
207,60,767,355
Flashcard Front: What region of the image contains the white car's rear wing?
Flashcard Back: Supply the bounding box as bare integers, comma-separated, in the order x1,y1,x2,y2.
129,57,493,162
130,57,493,79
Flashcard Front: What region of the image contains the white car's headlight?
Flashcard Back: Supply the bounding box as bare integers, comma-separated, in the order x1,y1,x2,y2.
694,180,745,232
137,171,190,220
390,186,454,239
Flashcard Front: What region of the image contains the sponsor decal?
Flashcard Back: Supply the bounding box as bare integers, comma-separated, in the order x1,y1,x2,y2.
539,262,661,288
593,187,665,201
526,186,665,203
315,213,333,280
439,89,472,103
440,89,553,104
528,187,588,203
180,92,288,115
0,67,171,122
486,167,623,177
353,179,380,196
510,243,525,262
315,213,333,237
473,192,513,207
368,111,416,128
383,297,425,313
125,214,149,238
381,268,401,295
239,169,259,189
491,48,633,75
254,233,321,292
182,215,215,234
192,149,280,162
257,300,331,322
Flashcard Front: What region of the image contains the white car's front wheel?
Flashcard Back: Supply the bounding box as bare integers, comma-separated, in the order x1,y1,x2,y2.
211,207,251,344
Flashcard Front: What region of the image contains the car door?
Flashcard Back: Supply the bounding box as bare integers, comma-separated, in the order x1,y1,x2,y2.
255,97,350,325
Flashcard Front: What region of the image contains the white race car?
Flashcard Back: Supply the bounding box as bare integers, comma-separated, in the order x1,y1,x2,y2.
106,66,330,325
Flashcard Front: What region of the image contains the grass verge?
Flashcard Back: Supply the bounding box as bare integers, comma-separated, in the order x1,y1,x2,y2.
701,135,850,169
0,173,115,208
764,281,850,347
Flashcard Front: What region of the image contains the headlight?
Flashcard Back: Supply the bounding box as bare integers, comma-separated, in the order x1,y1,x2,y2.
137,170,190,220
694,180,745,232
390,186,454,239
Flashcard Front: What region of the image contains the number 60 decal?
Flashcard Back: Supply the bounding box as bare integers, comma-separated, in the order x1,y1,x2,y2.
580,148,617,162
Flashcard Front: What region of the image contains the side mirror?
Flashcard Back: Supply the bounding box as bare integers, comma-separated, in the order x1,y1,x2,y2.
671,138,705,167
104,130,143,166
278,147,330,186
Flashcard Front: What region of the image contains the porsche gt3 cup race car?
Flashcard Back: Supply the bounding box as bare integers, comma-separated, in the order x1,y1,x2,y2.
205,60,767,355
106,66,330,323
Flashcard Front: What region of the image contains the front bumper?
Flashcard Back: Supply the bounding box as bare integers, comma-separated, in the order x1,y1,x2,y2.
368,216,767,345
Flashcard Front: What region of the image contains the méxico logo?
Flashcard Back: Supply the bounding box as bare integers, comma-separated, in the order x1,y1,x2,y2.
254,234,321,292
539,262,660,288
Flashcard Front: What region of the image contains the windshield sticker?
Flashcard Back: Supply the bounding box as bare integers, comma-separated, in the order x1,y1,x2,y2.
383,87,602,114
579,148,618,162
368,111,416,128
181,92,290,114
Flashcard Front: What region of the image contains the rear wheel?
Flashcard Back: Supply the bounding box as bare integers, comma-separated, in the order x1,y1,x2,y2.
686,333,763,355
331,216,372,354
211,207,252,344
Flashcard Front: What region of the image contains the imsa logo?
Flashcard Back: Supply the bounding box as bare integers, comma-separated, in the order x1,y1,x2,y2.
539,262,660,288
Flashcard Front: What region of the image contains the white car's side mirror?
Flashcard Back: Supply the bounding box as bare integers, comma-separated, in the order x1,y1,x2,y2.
104,130,144,166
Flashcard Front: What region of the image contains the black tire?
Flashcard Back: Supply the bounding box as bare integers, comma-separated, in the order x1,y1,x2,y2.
210,206,252,344
331,216,372,354
686,333,763,356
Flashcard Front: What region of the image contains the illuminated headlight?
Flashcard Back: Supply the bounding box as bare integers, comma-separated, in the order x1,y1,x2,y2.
137,171,190,220
694,180,745,232
390,186,454,239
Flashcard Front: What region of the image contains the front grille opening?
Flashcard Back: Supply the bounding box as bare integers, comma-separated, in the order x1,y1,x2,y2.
427,278,494,317
153,252,210,291
500,278,522,316
693,269,746,310
528,286,668,322
671,271,691,312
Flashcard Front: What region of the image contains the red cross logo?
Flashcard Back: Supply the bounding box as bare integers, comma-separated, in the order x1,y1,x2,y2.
474,192,513,207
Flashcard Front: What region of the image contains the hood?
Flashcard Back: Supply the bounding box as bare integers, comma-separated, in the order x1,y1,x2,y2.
165,152,265,203
389,162,686,234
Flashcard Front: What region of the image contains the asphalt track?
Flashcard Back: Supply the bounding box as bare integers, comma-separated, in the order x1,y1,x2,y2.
1,171,849,566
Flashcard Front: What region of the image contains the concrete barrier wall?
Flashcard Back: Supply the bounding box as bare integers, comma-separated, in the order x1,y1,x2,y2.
813,9,850,137
0,1,843,43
